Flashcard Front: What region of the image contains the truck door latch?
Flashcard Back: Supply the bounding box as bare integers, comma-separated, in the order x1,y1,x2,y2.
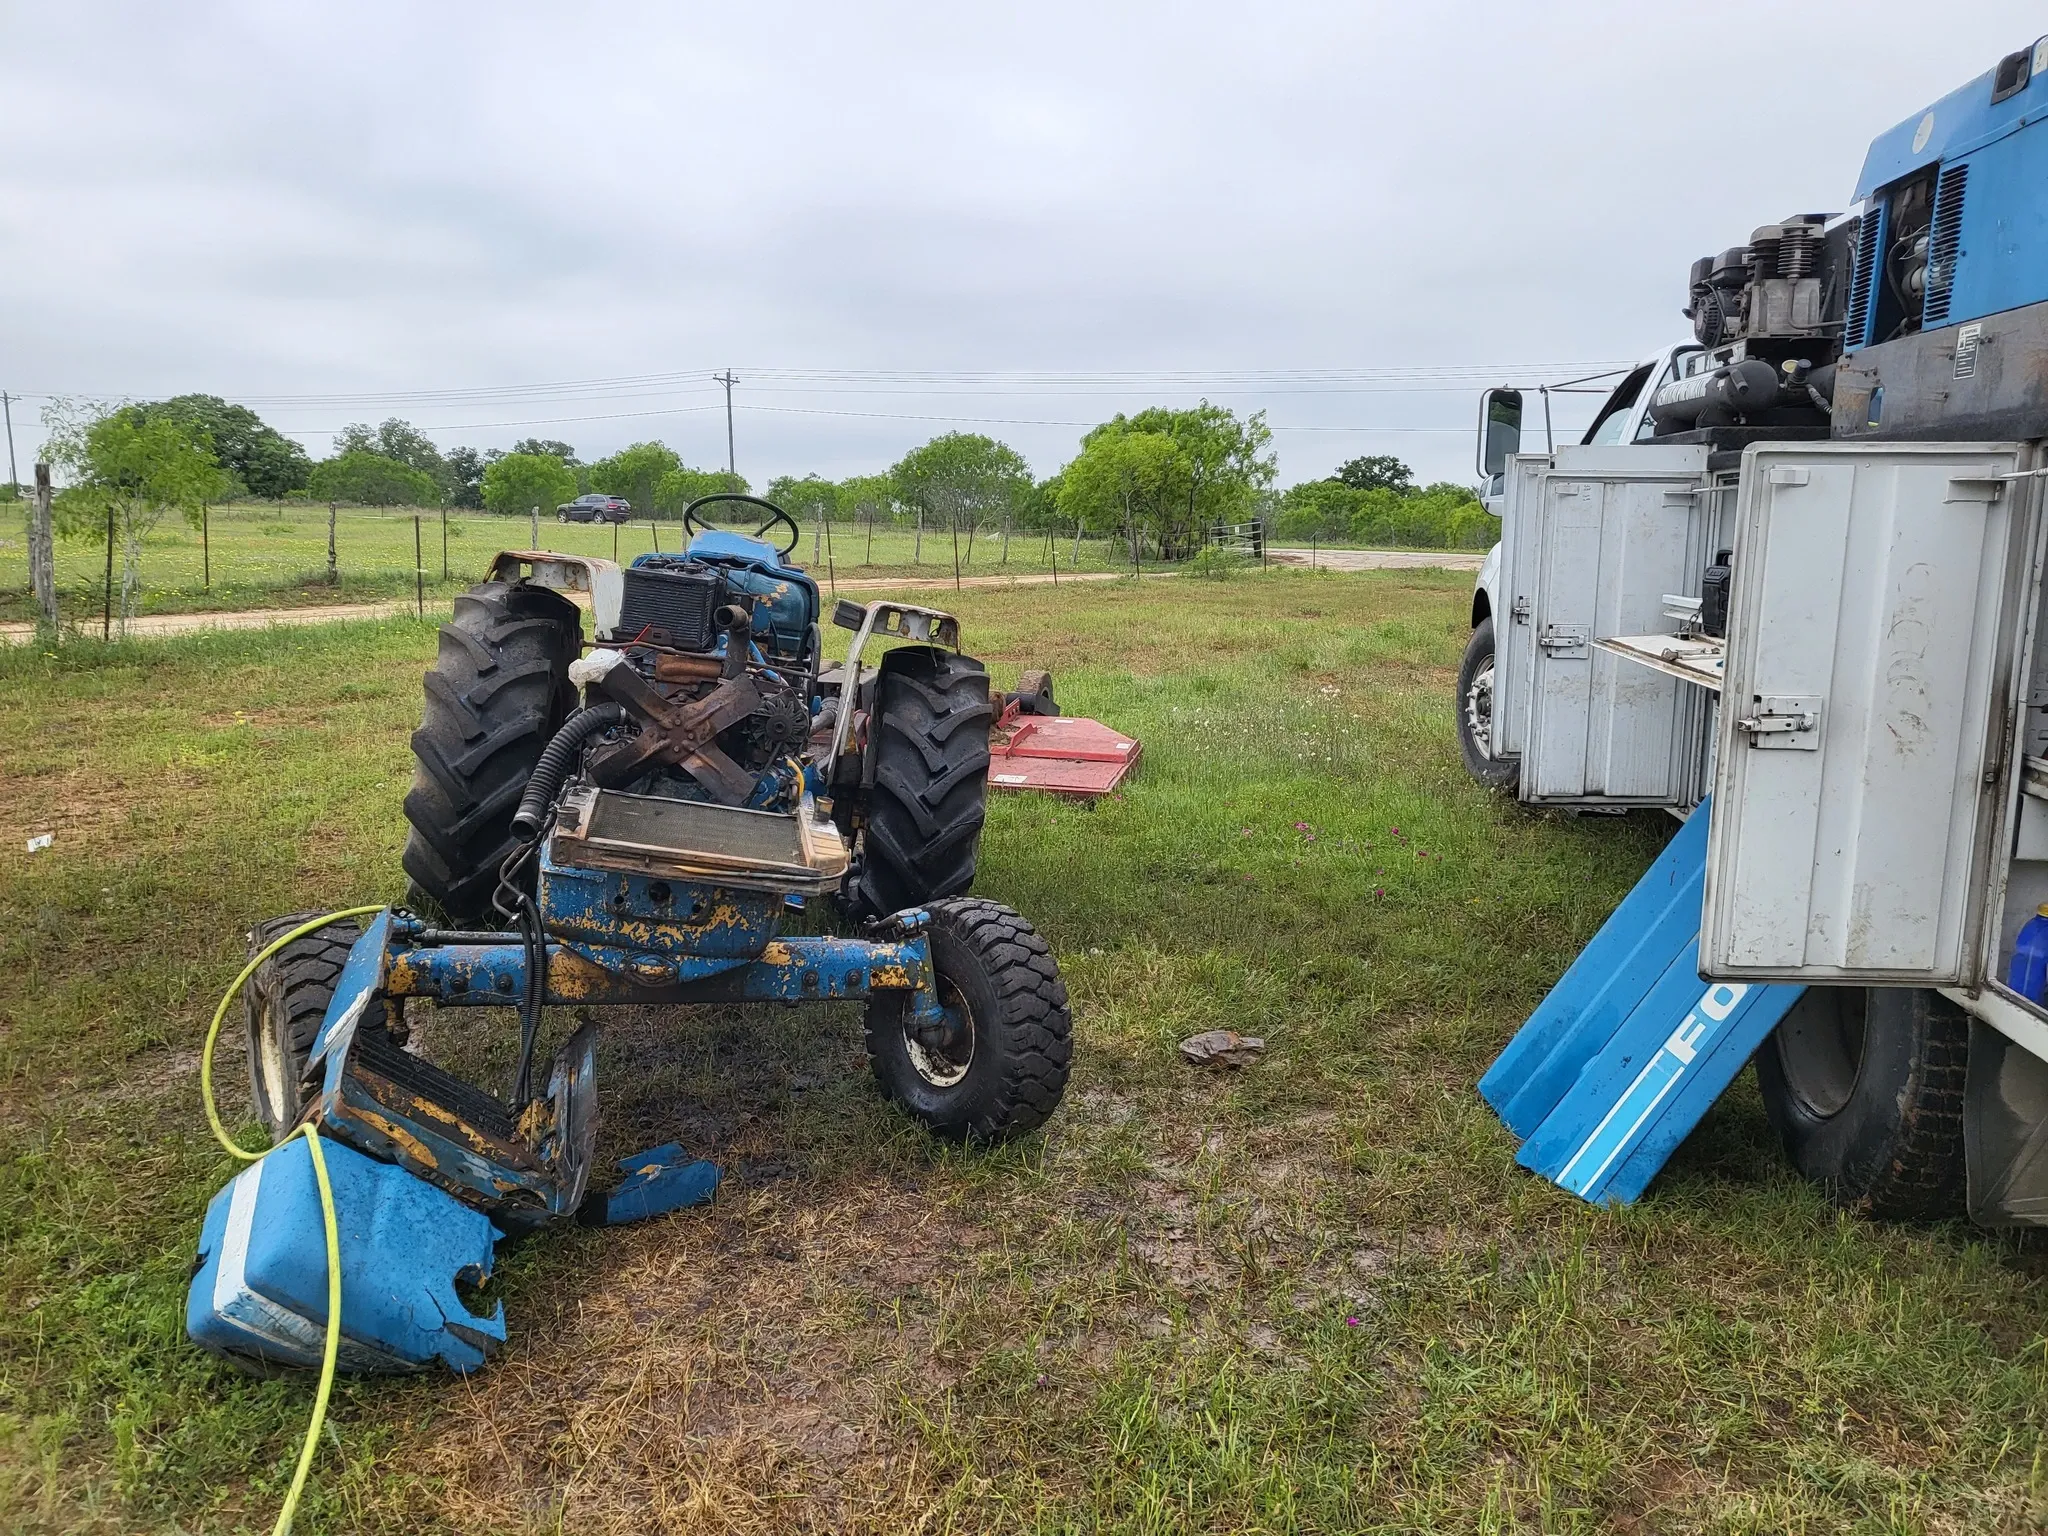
1510,595,1531,625
1537,624,1589,658
1735,695,1822,749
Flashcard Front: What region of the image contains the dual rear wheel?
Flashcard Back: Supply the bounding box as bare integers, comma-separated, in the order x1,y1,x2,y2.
1757,986,1968,1220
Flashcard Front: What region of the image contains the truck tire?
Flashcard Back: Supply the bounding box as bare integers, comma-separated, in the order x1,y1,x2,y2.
865,897,1071,1140
844,645,992,922
1755,986,1968,1219
244,913,363,1141
402,580,581,923
1458,618,1519,791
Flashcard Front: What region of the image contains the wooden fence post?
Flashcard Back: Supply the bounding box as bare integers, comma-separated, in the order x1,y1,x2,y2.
103,503,114,639
29,463,56,635
327,501,338,585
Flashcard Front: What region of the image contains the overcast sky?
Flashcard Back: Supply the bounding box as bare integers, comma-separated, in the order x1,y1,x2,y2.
4,2,2042,488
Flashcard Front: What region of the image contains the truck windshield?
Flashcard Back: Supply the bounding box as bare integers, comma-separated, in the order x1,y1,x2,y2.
1583,363,1654,446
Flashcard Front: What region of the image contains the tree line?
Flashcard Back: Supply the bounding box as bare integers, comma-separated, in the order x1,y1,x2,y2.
26,393,1490,625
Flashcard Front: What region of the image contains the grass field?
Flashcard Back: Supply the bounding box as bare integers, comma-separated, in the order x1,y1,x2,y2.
0,501,1171,624
3,567,2046,1533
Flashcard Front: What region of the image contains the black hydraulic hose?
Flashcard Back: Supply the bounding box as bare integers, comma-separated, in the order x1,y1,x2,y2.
511,703,629,839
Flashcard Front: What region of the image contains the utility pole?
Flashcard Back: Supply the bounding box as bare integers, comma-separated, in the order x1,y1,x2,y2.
2,391,18,495
714,370,739,477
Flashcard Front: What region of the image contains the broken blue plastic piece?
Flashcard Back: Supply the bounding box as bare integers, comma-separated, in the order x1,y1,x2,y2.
187,1135,506,1373
588,1142,720,1226
1480,799,1805,1205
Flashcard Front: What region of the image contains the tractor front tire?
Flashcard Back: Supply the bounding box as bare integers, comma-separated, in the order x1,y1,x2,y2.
1458,618,1519,792
1755,985,1968,1220
244,914,362,1142
402,580,581,923
865,898,1071,1140
844,646,992,923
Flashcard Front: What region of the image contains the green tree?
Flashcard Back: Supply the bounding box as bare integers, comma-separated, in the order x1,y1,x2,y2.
1332,454,1413,494
482,452,577,517
1113,403,1275,557
45,401,233,627
512,438,578,466
335,419,444,480
308,451,441,507
587,441,681,516
1055,426,1190,563
140,394,311,497
767,473,838,521
654,466,749,517
891,433,1032,564
835,473,896,521
443,446,491,510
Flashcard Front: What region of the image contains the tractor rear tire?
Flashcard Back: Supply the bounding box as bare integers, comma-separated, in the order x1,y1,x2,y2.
1755,986,1968,1220
402,580,581,923
845,646,992,923
1458,618,1519,792
865,897,1071,1140
244,913,362,1142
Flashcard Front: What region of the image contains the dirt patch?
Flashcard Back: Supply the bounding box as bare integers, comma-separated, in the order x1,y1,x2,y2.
387,1178,990,1534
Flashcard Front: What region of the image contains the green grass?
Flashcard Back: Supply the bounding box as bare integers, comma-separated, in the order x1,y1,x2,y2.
0,501,1158,623
2,568,2045,1533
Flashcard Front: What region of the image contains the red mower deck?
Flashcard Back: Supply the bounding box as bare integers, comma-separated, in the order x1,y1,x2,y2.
988,714,1141,796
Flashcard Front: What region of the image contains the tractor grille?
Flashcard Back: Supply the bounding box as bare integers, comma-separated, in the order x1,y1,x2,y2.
353,1026,521,1144
619,565,721,649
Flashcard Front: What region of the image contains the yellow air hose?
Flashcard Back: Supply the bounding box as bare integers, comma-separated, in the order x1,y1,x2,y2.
199,907,386,1536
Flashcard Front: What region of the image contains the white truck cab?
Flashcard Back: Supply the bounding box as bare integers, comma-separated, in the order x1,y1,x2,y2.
1461,344,1701,796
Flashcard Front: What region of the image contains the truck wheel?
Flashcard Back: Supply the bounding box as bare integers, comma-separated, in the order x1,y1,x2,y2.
1755,986,1967,1219
244,914,362,1141
865,898,1072,1140
1458,618,1519,791
402,580,581,922
844,646,992,922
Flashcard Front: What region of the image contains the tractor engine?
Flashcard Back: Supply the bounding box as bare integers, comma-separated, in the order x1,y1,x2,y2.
604,556,812,797
508,550,822,842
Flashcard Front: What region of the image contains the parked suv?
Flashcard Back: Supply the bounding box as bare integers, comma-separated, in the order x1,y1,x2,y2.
557,493,632,524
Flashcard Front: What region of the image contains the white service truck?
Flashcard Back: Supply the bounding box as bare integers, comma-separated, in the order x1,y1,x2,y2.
1459,35,2048,1227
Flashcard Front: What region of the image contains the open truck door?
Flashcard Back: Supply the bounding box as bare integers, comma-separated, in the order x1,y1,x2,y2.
1502,445,1715,806
1701,442,2036,986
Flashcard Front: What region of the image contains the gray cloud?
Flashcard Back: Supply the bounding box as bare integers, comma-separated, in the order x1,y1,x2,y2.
4,1,2042,484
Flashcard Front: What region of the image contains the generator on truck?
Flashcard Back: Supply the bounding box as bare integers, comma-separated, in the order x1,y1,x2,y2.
1463,36,2048,1228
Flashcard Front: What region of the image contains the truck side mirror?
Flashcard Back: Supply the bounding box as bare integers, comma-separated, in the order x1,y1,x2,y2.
1478,388,1523,480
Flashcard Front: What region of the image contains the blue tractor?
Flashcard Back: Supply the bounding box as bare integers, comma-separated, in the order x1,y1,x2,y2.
239,495,1072,1231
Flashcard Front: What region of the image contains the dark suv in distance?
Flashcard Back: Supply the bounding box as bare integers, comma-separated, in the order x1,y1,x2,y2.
557,493,633,524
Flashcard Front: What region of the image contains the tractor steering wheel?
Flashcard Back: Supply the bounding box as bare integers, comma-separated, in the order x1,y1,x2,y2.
682,494,802,558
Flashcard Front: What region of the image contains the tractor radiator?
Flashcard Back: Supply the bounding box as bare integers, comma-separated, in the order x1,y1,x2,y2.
618,565,721,649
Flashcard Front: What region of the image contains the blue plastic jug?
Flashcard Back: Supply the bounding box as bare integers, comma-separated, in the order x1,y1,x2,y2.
2008,903,2048,1003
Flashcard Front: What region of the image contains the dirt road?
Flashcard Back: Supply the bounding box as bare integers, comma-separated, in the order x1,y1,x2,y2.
1,556,1479,645
1265,547,1484,572
0,571,1129,645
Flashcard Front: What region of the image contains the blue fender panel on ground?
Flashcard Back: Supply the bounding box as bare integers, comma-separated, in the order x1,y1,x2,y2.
586,1142,721,1226
1479,799,1804,1205
1480,805,1711,1138
187,1135,507,1373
